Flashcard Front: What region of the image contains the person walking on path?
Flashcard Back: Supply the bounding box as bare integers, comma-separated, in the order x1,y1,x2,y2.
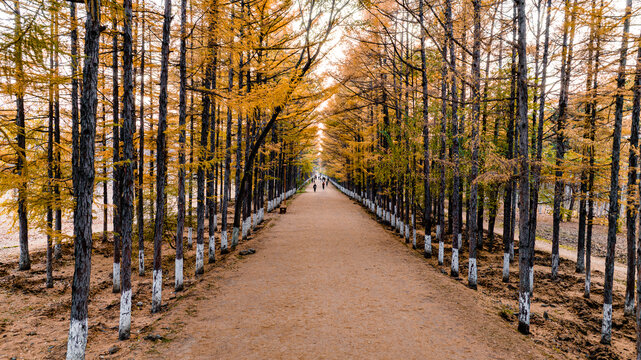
322,182,325,190
313,183,317,192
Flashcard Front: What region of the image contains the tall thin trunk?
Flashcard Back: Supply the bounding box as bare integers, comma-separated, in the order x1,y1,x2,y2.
503,4,517,282
585,1,603,299
552,0,577,279
625,28,640,314
151,0,172,314
447,0,460,278
601,0,632,345
437,27,448,266
66,0,100,356
137,0,146,277
516,0,531,335
111,13,121,294
176,0,188,291
14,0,29,271
529,0,552,293
419,0,432,258
468,0,481,289
46,22,55,288
632,32,641,360
119,0,135,338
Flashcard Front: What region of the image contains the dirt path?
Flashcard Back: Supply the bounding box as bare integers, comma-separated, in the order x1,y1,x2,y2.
137,184,554,359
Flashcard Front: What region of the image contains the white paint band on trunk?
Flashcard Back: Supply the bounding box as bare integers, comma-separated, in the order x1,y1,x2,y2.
187,227,193,246
457,233,462,249
518,291,531,326
438,241,444,264
213,215,218,232
119,288,132,337
113,262,120,290
436,225,442,240
425,235,432,254
585,273,591,294
412,228,417,247
196,242,204,271
552,254,559,274
529,266,534,292
451,248,459,274
221,232,228,250
66,317,88,360
503,253,510,279
175,257,183,288
602,303,612,340
510,242,515,261
152,269,162,310
468,258,477,285
138,250,144,274
232,227,240,247
209,235,216,261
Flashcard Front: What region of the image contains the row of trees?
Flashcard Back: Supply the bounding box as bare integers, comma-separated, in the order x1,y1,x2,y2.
0,0,341,357
322,0,641,355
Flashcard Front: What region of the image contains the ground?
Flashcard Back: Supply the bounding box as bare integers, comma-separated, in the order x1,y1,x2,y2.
0,183,635,359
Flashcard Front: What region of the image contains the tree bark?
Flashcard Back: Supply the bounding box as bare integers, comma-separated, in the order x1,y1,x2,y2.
151,0,172,313
66,0,100,356
601,0,631,344
119,0,135,338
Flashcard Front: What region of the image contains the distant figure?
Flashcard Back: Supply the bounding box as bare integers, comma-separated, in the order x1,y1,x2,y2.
313,183,317,192
322,182,325,190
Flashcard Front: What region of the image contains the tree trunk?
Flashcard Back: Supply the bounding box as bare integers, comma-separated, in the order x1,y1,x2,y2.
468,0,481,289
151,0,172,313
601,0,631,344
137,0,146,277
119,0,135,338
111,14,121,294
516,0,531,335
66,0,100,356
175,0,188,291
419,0,431,258
14,0,29,271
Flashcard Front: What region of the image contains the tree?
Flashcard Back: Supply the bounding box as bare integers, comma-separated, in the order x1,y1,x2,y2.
151,0,172,314
601,0,632,345
66,0,101,356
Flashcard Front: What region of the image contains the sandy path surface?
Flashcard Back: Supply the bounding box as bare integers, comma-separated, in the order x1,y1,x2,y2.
143,184,553,359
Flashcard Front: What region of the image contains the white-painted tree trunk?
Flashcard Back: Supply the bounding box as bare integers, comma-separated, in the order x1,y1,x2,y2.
424,235,432,256
113,262,120,293
138,250,144,276
468,258,477,287
518,290,530,330
175,257,183,291
451,248,459,276
151,269,162,313
438,241,444,265
208,235,216,263
196,242,204,273
187,227,193,249
551,253,559,278
220,232,228,254
502,253,510,282
118,288,131,339
66,318,88,360
232,227,239,248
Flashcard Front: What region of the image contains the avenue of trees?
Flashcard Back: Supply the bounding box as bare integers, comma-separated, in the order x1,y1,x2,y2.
0,0,336,357
322,0,641,356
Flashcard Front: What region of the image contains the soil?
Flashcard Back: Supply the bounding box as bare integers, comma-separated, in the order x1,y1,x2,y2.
0,183,634,359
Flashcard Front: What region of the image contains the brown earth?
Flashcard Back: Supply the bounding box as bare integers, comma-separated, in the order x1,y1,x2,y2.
0,183,634,359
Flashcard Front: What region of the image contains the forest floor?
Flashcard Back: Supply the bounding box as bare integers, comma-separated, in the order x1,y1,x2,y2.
0,183,632,359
